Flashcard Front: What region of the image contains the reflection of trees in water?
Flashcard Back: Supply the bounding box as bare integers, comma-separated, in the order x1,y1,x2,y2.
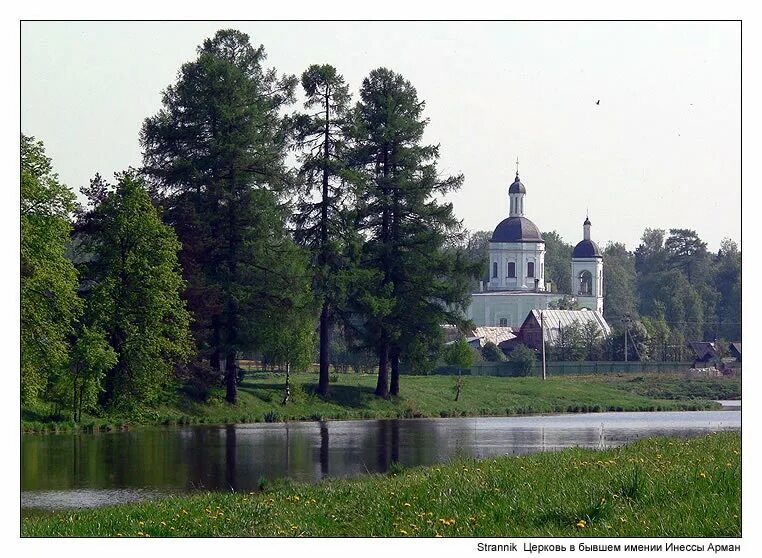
22,417,741,498
319,422,329,477
225,425,236,491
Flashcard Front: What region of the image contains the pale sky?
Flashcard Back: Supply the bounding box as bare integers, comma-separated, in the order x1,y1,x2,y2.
21,21,741,251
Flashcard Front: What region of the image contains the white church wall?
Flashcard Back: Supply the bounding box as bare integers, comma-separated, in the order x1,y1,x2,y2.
487,242,546,291
469,292,564,328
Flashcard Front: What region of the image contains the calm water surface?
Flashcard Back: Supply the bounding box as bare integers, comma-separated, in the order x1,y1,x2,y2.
21,410,740,511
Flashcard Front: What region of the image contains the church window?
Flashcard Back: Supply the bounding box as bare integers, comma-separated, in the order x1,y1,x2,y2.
527,262,535,277
492,262,498,278
499,318,508,327
579,270,593,295
507,262,516,278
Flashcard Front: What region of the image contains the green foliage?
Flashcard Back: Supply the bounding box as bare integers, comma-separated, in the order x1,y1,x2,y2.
579,319,604,360
20,134,82,404
608,320,651,361
548,294,581,310
602,241,638,325
543,230,573,293
347,67,479,397
292,63,354,396
141,29,299,404
458,229,491,285
480,341,506,362
550,320,586,361
50,325,117,421
76,172,194,410
443,339,475,371
508,343,536,376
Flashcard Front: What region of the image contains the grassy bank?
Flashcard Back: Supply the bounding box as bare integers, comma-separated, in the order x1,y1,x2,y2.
21,431,740,537
22,372,738,433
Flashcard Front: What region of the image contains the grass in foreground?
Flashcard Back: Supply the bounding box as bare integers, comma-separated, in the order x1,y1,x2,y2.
22,432,740,537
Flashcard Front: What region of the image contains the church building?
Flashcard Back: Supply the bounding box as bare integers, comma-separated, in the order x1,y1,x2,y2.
467,171,604,328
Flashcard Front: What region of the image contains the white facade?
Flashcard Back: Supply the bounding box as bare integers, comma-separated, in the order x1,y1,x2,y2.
486,242,546,292
468,291,563,328
571,258,604,313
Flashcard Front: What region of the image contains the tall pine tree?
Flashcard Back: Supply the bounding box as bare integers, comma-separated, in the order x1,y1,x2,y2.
348,68,477,397
292,64,352,397
141,29,300,403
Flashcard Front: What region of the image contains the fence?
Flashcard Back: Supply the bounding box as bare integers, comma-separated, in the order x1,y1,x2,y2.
429,361,700,378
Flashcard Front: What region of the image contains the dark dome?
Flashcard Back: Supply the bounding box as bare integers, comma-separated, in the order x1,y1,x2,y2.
491,216,544,243
572,239,602,258
508,173,526,194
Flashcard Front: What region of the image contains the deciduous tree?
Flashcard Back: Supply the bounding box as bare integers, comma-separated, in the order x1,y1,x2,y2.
76,172,193,410
21,134,82,404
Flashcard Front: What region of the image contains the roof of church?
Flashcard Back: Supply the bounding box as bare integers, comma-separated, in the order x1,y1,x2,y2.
491,216,544,243
508,173,526,194
572,239,602,258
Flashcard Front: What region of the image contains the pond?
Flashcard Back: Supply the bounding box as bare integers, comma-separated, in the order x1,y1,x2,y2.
21,409,740,511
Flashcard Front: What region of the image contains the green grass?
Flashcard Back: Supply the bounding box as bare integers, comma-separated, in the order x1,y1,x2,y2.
21,431,740,537
22,372,736,433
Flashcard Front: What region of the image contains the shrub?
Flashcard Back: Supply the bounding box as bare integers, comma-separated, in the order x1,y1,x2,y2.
481,341,506,362
509,343,536,377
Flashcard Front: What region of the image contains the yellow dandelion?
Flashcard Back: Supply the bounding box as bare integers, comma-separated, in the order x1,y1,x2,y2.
699,471,707,478
294,495,300,501
576,519,586,528
399,529,408,535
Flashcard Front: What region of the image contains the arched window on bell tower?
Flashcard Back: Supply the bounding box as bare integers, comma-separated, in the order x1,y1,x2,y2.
579,270,593,295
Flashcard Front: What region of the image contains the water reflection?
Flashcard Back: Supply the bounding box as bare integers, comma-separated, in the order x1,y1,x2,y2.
21,410,739,510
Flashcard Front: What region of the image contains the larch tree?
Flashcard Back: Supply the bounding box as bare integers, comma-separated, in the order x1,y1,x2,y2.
141,29,302,404
348,68,477,398
292,64,353,397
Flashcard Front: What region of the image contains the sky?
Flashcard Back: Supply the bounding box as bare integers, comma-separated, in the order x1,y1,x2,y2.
21,21,741,251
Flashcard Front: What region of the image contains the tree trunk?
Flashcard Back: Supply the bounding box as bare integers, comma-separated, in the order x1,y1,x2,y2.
375,343,390,398
225,350,237,404
317,88,331,398
390,346,400,396
318,303,330,396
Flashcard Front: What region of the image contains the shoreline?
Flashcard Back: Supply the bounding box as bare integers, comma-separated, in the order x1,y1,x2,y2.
21,372,740,434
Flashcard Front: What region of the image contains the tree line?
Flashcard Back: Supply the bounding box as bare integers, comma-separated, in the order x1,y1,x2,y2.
461,226,741,362
21,29,480,418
